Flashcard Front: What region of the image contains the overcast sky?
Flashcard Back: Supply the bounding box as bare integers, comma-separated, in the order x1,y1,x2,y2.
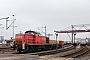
0,0,90,41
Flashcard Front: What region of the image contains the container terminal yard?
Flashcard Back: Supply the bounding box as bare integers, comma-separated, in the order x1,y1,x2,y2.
0,23,90,60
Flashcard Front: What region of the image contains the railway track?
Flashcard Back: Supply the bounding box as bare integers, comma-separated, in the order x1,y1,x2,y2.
59,46,89,58
29,45,74,56
29,45,89,58
0,46,14,53
0,46,11,50
0,45,89,59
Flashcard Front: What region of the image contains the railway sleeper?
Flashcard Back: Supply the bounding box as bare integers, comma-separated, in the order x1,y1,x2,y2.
72,49,89,58
38,48,75,56
39,46,75,56
60,48,83,57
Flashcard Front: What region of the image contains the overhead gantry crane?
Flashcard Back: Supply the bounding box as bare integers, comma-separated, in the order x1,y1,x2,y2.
54,24,90,43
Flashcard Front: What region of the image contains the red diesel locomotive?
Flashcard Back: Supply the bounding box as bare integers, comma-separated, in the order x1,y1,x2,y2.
12,30,64,52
